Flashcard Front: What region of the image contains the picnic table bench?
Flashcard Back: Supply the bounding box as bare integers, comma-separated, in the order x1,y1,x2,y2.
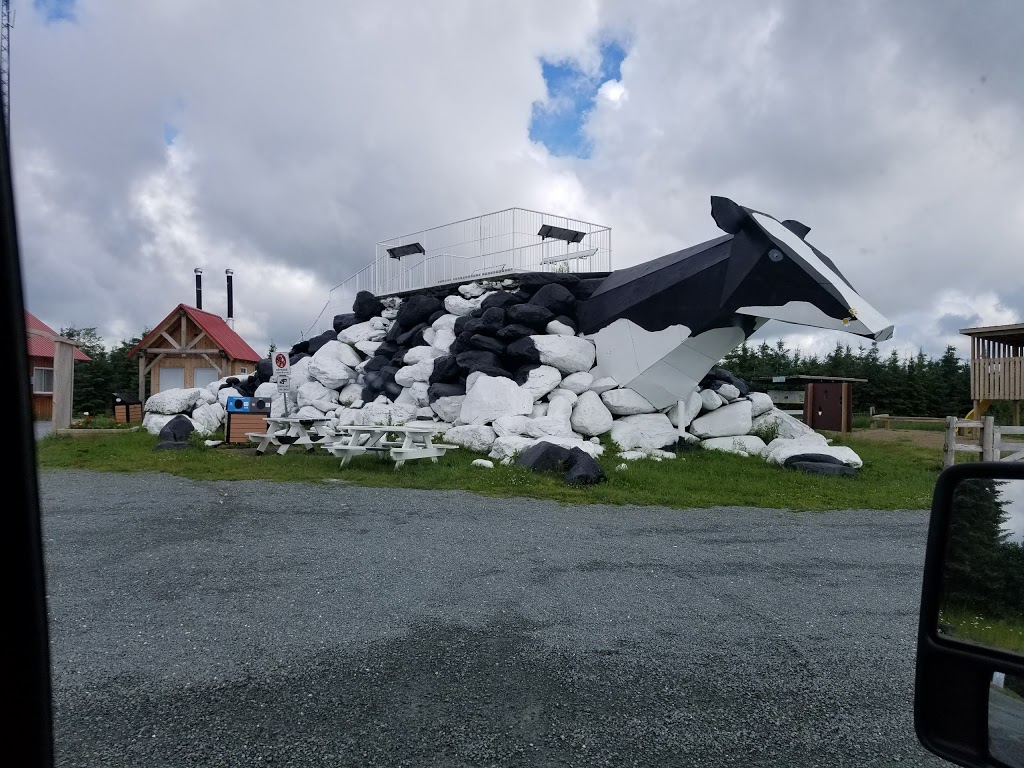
324,423,458,468
247,416,338,455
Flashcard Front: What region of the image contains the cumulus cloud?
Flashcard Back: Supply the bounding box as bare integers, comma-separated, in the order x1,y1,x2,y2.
12,0,1023,361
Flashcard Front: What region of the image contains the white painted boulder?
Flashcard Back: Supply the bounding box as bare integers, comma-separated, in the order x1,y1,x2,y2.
493,415,531,437
217,387,242,409
314,340,362,369
444,425,497,453
431,395,466,423
337,382,363,406
308,353,355,390
444,295,483,316
765,435,862,468
289,357,314,388
296,405,327,419
716,383,741,401
471,459,495,469
747,392,775,418
254,382,278,399
545,320,575,336
431,314,459,333
190,402,225,436
561,371,594,394
666,390,703,430
570,390,613,436
337,321,386,344
531,335,596,374
488,435,604,462
700,435,767,458
354,340,381,357
519,365,562,401
297,381,340,413
531,402,549,418
589,376,619,395
700,389,724,411
601,388,656,416
142,412,179,435
403,345,443,365
751,409,817,440
458,282,486,298
459,376,534,425
145,387,205,415
610,413,678,452
431,329,456,354
689,400,753,439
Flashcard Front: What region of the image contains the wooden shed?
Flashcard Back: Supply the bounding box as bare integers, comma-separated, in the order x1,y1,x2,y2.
960,323,1023,425
25,311,91,421
128,304,261,403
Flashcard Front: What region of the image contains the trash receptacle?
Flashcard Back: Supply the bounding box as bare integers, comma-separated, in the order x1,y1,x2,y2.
112,392,143,424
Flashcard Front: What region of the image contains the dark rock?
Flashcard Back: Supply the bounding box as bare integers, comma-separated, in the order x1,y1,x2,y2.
289,340,310,356
462,318,488,336
385,321,404,343
375,341,399,358
472,365,513,379
454,315,473,335
572,277,606,301
470,308,485,319
701,367,750,397
507,303,554,329
397,323,428,347
154,441,193,451
288,352,309,366
307,330,338,355
428,309,447,325
383,381,403,400
429,355,461,384
468,335,505,355
451,332,474,357
480,291,522,311
236,377,257,397
519,272,581,292
380,366,399,385
505,337,541,366
529,283,576,316
332,313,358,333
782,453,851,468
363,370,384,390
364,354,391,372
480,307,506,331
158,414,195,443
353,290,384,321
392,348,411,365
428,382,466,401
516,441,572,472
361,386,378,402
512,290,532,302
563,447,607,486
397,295,443,327
456,350,503,372
224,377,241,387
553,315,577,332
256,358,273,382
496,324,535,342
787,461,857,477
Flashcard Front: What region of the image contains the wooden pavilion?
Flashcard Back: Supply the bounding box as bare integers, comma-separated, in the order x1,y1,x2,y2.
960,323,1023,426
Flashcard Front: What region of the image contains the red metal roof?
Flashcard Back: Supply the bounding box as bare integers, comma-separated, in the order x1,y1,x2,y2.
25,312,92,361
128,304,262,362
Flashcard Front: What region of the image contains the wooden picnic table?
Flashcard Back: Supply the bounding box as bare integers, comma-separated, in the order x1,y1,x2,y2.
324,423,457,468
247,415,338,455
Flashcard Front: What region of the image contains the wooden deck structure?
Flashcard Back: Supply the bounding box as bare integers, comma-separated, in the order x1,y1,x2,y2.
960,323,1023,426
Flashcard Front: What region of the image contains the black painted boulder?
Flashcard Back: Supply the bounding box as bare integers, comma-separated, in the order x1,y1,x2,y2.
307,330,338,355
397,323,428,347
364,354,391,372
385,321,404,343
256,358,273,382
289,340,310,356
782,453,850,468
563,447,607,486
516,441,572,472
480,291,522,311
571,277,605,301
519,272,581,292
397,294,443,328
158,414,195,443
428,309,447,325
428,382,466,401
529,283,576,316
288,352,309,366
456,350,503,372
787,461,857,476
430,355,462,384
496,323,535,342
702,367,750,397
375,341,399,358
553,314,577,333
451,332,474,357
468,334,505,355
505,337,541,366
332,313,358,333
472,364,513,379
454,315,473,335
353,290,385,321
506,303,554,329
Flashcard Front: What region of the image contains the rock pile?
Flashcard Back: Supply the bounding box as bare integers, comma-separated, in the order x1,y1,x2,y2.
144,273,863,476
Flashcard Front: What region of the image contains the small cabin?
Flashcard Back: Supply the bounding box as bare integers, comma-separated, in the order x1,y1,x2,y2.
960,323,1023,425
25,311,91,421
129,304,261,403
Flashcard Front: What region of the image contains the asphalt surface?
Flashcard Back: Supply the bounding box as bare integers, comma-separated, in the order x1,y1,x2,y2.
40,470,947,767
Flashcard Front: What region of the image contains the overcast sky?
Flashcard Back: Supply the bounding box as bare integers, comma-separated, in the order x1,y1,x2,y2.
12,0,1023,359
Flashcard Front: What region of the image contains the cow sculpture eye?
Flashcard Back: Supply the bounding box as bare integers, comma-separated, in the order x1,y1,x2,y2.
767,248,785,262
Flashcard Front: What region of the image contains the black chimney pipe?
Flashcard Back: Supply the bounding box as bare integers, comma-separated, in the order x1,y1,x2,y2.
194,268,203,309
225,269,234,328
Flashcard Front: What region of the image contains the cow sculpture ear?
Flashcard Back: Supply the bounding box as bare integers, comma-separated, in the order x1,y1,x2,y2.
710,196,748,234
782,219,811,239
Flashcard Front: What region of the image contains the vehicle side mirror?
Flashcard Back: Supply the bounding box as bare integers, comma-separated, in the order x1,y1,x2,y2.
916,463,1024,767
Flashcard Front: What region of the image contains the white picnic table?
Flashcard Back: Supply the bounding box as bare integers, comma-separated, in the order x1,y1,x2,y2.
323,422,458,468
247,416,337,455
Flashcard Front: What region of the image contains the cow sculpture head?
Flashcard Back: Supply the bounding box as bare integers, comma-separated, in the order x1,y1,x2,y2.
577,196,894,409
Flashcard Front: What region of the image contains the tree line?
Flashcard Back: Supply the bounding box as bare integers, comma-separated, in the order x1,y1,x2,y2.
60,327,145,416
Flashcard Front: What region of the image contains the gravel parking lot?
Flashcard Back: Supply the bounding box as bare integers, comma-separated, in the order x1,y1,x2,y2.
40,470,945,767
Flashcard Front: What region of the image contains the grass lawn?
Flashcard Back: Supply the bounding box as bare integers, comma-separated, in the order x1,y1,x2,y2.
939,604,1024,655
35,428,942,511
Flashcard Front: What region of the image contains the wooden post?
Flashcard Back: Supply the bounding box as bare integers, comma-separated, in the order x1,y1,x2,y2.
138,353,146,404
944,416,957,469
982,416,995,462
51,339,74,430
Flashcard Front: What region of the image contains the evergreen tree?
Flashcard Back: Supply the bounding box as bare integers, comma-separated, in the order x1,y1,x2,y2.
943,478,1012,616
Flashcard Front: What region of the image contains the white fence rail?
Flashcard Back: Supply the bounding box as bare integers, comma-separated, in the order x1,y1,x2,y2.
944,416,1024,467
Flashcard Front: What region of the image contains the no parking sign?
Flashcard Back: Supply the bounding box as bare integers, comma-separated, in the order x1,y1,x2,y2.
273,352,291,393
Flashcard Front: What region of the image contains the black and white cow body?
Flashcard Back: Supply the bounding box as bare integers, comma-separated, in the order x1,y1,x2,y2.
576,196,894,410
